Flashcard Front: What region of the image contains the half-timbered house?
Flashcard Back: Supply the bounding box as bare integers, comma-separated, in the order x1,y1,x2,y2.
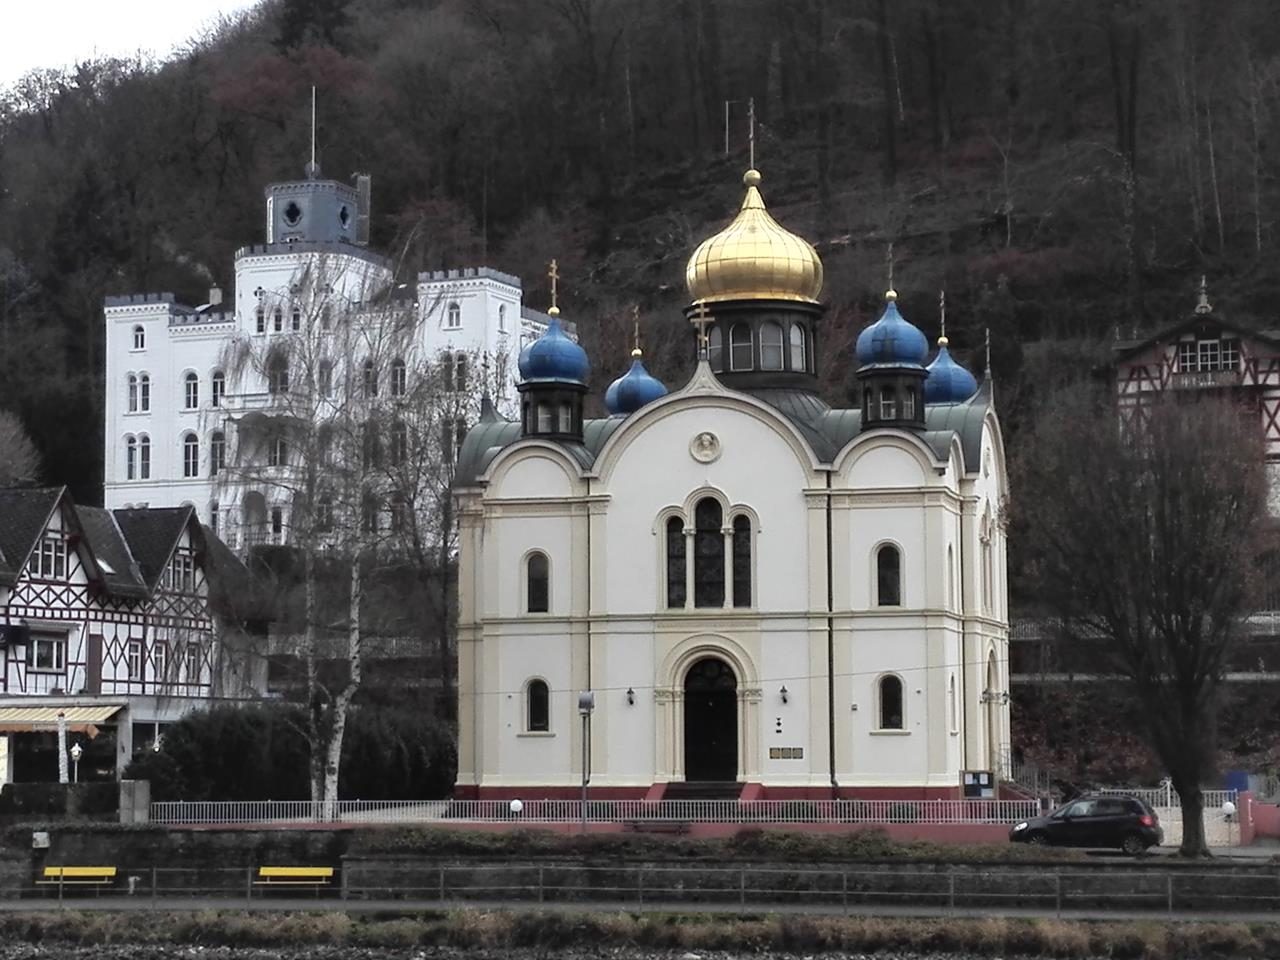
0,487,258,783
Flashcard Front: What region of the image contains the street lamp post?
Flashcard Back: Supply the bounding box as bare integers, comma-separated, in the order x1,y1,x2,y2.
69,742,82,784
578,691,595,835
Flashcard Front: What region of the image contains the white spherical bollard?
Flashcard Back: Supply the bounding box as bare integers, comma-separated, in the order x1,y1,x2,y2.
1222,800,1237,818
509,798,524,815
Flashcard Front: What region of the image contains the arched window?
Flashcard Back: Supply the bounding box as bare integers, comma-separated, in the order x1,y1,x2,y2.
138,434,151,479
316,493,334,532
789,324,806,372
291,305,301,331
391,420,408,464
732,514,752,607
182,433,199,478
759,322,784,370
498,303,507,333
268,354,289,394
363,421,381,469
363,359,378,398
125,436,137,480
527,551,549,613
209,501,219,535
876,544,901,606
318,360,333,398
527,679,549,732
361,491,379,534
666,516,686,608
694,497,724,607
455,355,468,392
389,494,406,533
441,351,454,391
211,371,225,408
127,374,138,413
139,374,151,412
446,302,461,328
255,305,266,334
729,323,753,371
184,372,199,409
272,306,283,333
879,675,904,730
391,358,407,397
268,433,288,467
209,431,225,475
271,506,284,541
132,325,145,350
708,327,724,372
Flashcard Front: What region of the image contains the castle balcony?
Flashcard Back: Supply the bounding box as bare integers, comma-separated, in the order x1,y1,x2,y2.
1169,369,1244,390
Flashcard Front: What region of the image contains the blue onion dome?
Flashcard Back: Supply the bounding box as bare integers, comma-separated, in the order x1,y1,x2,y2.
924,336,978,404
518,308,590,384
605,348,668,416
855,291,929,367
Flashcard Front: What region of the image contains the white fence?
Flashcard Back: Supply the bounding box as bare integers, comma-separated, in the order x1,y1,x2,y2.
148,797,1042,827
1092,787,1240,846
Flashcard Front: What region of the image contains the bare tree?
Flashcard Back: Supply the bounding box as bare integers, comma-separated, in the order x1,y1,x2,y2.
1007,389,1269,856
0,409,40,484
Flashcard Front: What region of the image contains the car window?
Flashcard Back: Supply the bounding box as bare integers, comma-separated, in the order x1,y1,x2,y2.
1065,800,1096,817
1096,799,1128,815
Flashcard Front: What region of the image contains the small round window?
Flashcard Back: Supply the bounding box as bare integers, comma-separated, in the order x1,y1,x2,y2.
283,201,302,226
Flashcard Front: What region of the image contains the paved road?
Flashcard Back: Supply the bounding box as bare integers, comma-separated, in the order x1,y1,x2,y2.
5,895,1280,924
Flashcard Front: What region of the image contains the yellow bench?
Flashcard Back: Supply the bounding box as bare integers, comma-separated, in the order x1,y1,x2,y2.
254,866,334,886
38,866,116,885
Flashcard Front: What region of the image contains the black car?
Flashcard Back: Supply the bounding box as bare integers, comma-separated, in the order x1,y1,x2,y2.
1009,795,1163,855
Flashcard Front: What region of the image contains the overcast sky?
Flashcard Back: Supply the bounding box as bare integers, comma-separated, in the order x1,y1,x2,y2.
1,0,261,90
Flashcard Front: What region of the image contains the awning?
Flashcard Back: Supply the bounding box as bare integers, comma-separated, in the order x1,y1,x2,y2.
0,704,123,738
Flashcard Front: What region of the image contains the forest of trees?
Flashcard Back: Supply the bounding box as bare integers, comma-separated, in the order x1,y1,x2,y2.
3,0,1280,501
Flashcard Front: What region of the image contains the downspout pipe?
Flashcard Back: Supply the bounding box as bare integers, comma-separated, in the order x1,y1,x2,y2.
827,470,838,794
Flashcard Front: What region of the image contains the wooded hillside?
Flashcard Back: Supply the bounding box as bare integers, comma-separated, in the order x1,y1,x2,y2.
2,0,1278,500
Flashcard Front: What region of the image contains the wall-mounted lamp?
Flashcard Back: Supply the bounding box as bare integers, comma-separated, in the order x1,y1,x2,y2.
779,685,789,704
626,687,635,706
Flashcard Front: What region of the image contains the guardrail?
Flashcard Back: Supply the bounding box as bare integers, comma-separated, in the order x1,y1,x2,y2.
149,797,1043,826
20,862,1280,917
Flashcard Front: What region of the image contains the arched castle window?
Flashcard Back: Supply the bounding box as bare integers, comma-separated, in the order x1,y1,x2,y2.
526,679,549,732
209,501,219,535
729,324,753,371
446,302,461,329
526,552,549,613
255,305,266,334
132,325,145,350
362,421,381,469
789,324,806,372
319,305,332,331
184,372,199,409
138,434,151,479
391,420,408,465
139,374,150,412
268,433,288,467
878,674,904,730
317,424,333,465
182,433,199,478
316,493,334,532
209,431,225,475
127,375,138,413
361,491,379,534
268,354,289,394
498,303,507,333
455,355,468,392
759,322,783,371
708,327,724,372
291,305,301,332
211,371,225,408
694,497,725,607
665,516,686,608
272,306,283,333
441,351,455,391
876,543,901,606
125,436,137,480
318,360,333,397
391,358,407,397
732,514,752,607
389,493,406,533
363,359,378,398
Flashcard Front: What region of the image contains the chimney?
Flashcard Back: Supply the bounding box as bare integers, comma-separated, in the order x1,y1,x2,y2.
208,285,223,307
355,174,372,246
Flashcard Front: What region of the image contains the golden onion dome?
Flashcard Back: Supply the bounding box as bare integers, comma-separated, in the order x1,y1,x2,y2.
686,169,824,305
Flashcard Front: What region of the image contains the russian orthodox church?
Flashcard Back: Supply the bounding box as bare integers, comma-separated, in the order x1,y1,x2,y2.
453,169,1009,800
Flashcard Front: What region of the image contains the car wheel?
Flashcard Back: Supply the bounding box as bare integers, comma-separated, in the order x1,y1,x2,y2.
1120,834,1146,856
1026,832,1049,847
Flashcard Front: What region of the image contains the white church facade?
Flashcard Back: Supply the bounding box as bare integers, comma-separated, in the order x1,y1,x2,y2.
102,162,552,551
454,170,1011,800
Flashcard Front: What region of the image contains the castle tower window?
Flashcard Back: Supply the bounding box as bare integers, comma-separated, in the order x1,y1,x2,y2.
318,361,333,397
273,307,283,333
877,544,901,606
139,374,150,412
182,433,199,478
317,425,333,465
527,679,550,732
455,355,468,392
441,351,454,391
291,306,301,332
363,359,378,398
708,327,724,372
138,434,151,479
209,431,225,475
268,355,289,394
391,358,407,397
255,305,266,334
184,372,199,409
729,323,753,371
732,514,752,607
447,302,462,329
316,494,333,532
209,501,219,535
389,494,406,532
666,516,687,608
126,436,137,480
320,305,332,331
133,325,145,350
391,420,407,464
694,497,725,607
363,421,381,469
789,324,806,372
271,506,284,541
128,375,138,413
526,552,549,613
760,322,784,370
498,304,507,333
268,433,289,467
361,492,379,534
211,371,225,407
878,675,904,729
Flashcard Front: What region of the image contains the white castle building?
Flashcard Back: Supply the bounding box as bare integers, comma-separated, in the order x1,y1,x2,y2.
454,169,1010,800
103,163,551,548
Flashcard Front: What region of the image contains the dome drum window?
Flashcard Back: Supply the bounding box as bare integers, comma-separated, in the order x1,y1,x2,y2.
684,301,821,385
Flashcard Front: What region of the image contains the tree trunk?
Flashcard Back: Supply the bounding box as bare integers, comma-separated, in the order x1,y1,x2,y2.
1174,777,1209,858
304,548,324,805
438,494,454,720
322,554,364,815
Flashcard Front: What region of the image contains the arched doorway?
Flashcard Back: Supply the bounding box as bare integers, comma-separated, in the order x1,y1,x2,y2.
683,657,738,781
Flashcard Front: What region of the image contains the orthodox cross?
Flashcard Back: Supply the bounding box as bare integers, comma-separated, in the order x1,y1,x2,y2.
886,242,896,294
547,259,560,313
985,327,993,380
691,302,713,358
632,304,641,353
939,290,947,342
748,96,756,170
310,86,317,171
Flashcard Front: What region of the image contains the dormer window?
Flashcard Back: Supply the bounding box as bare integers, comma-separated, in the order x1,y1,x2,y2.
1178,337,1239,373
34,535,67,580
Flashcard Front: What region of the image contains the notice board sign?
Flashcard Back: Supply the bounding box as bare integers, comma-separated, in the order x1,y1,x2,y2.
961,770,996,799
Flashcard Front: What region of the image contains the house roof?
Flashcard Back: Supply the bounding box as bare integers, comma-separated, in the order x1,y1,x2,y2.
111,507,195,591
1113,312,1280,362
73,506,148,599
0,487,64,586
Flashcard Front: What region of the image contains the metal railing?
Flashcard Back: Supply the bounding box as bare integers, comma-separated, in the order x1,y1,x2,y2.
149,797,1042,827
1094,785,1238,815
20,863,1280,918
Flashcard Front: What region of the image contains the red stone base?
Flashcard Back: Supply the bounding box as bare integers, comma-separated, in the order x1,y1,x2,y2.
454,782,972,801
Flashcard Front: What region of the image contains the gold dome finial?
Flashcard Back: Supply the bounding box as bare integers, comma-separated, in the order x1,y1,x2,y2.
547,258,561,317
685,170,824,304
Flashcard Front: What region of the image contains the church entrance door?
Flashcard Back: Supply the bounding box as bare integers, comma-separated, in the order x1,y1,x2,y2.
683,656,738,781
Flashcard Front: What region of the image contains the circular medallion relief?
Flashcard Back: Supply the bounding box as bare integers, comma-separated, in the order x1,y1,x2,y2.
690,431,722,464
